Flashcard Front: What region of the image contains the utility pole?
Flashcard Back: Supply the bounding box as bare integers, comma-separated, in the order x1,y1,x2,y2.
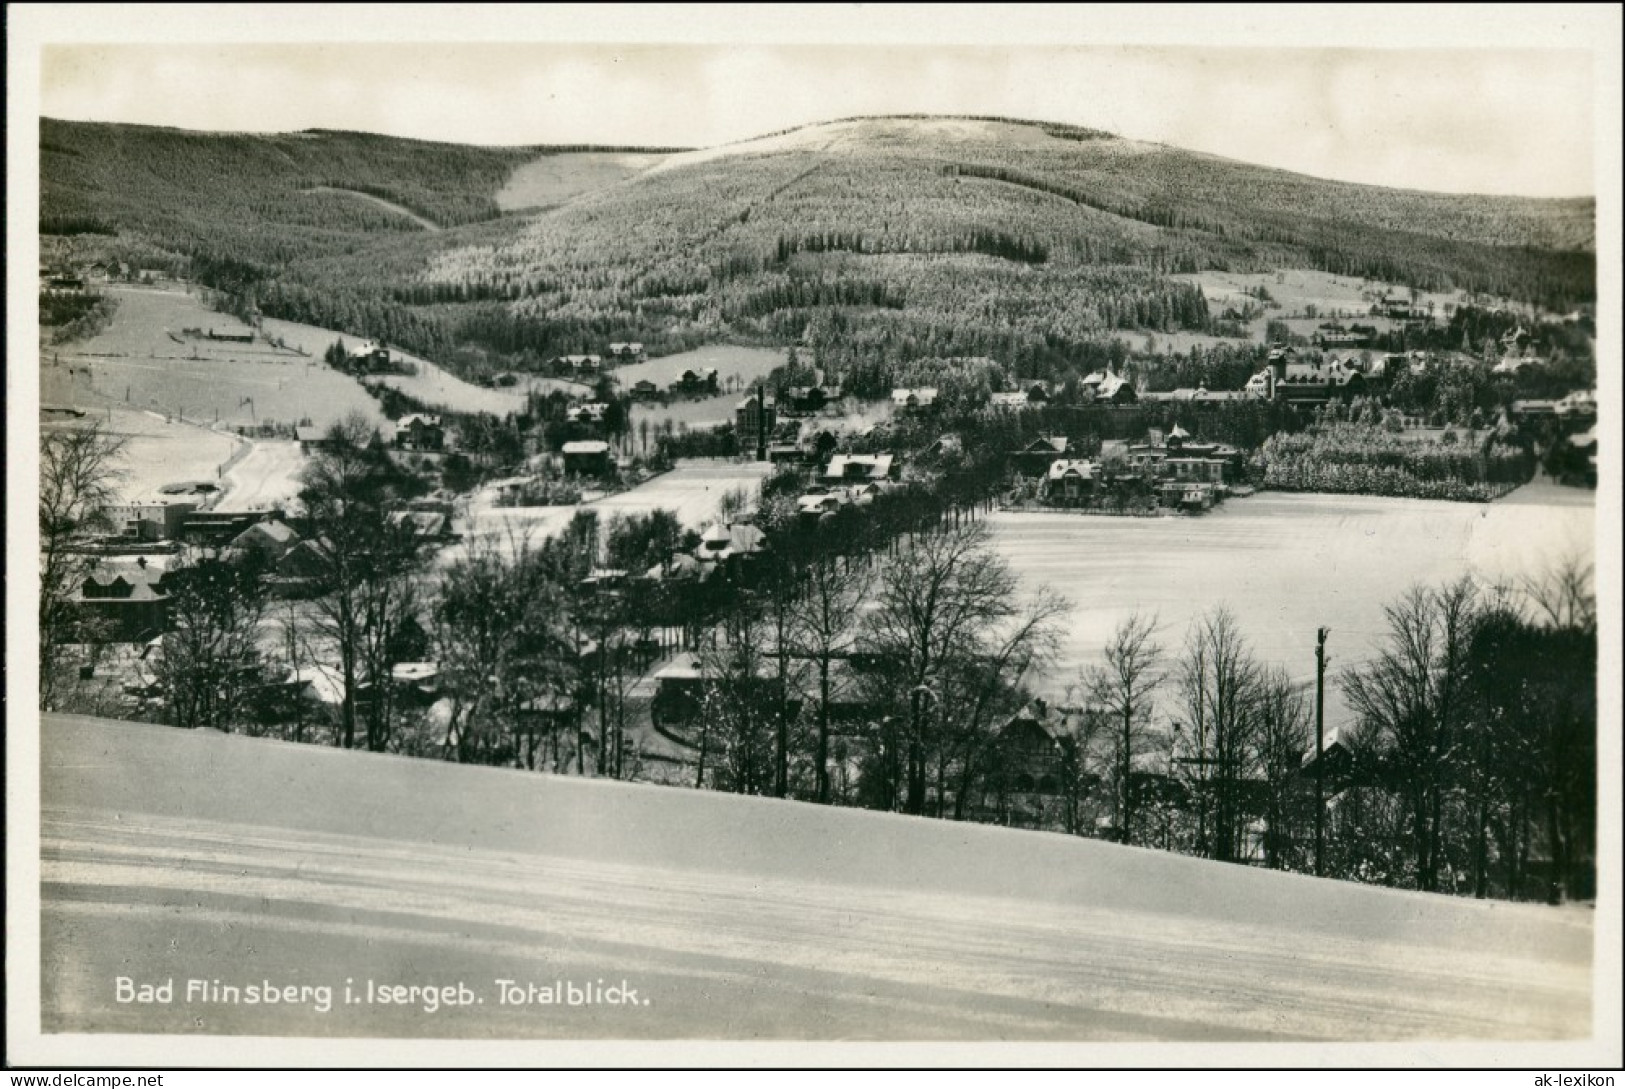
1314,626,1328,877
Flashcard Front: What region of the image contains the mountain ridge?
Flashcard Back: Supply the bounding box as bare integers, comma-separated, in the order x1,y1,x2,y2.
40,113,1595,372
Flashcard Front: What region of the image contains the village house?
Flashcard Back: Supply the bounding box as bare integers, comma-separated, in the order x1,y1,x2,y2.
561,439,614,477
783,383,842,414
206,327,255,344
1081,371,1136,404
822,453,897,485
1163,457,1228,486
294,425,331,455
650,654,707,732
670,368,720,396
1141,386,1254,405
890,387,940,415
264,539,332,598
1012,435,1070,475
345,340,392,372
966,700,1102,829
180,510,281,549
1554,389,1598,419
41,270,88,294
797,491,851,521
72,558,173,643
989,391,1029,411
555,354,604,376
1313,323,1376,349
386,509,453,541
649,651,799,739
607,342,646,362
1379,295,1416,320
565,401,610,425
642,552,709,584
919,434,964,462
394,413,445,452
695,522,768,571
629,379,662,401
1158,479,1220,511
1123,443,1168,475
108,499,198,542
226,519,301,567
1045,459,1096,502
736,392,777,440
1249,351,1367,403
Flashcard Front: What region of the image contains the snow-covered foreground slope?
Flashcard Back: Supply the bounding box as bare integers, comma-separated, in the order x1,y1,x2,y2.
40,715,1590,1042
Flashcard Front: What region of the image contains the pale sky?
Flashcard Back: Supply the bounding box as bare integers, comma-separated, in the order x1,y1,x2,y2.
19,6,1619,198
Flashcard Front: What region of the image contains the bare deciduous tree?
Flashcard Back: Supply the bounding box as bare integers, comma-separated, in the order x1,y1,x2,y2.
788,554,871,803
864,520,1066,815
39,423,126,709
1255,665,1311,870
1082,612,1164,844
154,556,268,731
298,412,426,751
1177,608,1263,863
1341,579,1478,892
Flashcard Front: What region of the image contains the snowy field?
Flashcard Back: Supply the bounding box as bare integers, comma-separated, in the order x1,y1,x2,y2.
254,314,591,414
50,288,386,431
610,345,784,390
362,358,589,416
454,459,775,562
42,407,242,504
989,484,1596,730
494,151,669,211
1170,269,1480,321
39,715,1592,1042
629,392,740,431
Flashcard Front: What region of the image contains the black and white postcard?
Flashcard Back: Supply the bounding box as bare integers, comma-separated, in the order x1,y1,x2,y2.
7,3,1620,1071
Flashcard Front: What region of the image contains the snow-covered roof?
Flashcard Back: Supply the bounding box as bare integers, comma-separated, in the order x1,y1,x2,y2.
697,523,766,559
1047,459,1095,481
823,453,894,481
233,519,298,547
797,492,848,514
562,440,612,454
1095,373,1131,399
287,664,345,706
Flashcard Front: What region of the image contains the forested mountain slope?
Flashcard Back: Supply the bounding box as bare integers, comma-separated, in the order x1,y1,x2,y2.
41,115,1594,375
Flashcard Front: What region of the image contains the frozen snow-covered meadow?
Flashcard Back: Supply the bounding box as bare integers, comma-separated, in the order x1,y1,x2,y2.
989,484,1595,730
41,715,1592,1042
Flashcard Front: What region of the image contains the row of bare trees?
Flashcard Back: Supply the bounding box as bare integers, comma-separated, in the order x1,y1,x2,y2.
39,420,1597,903
1071,563,1597,902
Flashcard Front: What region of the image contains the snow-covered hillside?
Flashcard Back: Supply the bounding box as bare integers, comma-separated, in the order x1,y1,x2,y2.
39,715,1591,1042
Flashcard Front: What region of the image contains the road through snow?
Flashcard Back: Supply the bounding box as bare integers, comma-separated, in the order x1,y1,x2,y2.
40,716,1591,1041
216,439,305,512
